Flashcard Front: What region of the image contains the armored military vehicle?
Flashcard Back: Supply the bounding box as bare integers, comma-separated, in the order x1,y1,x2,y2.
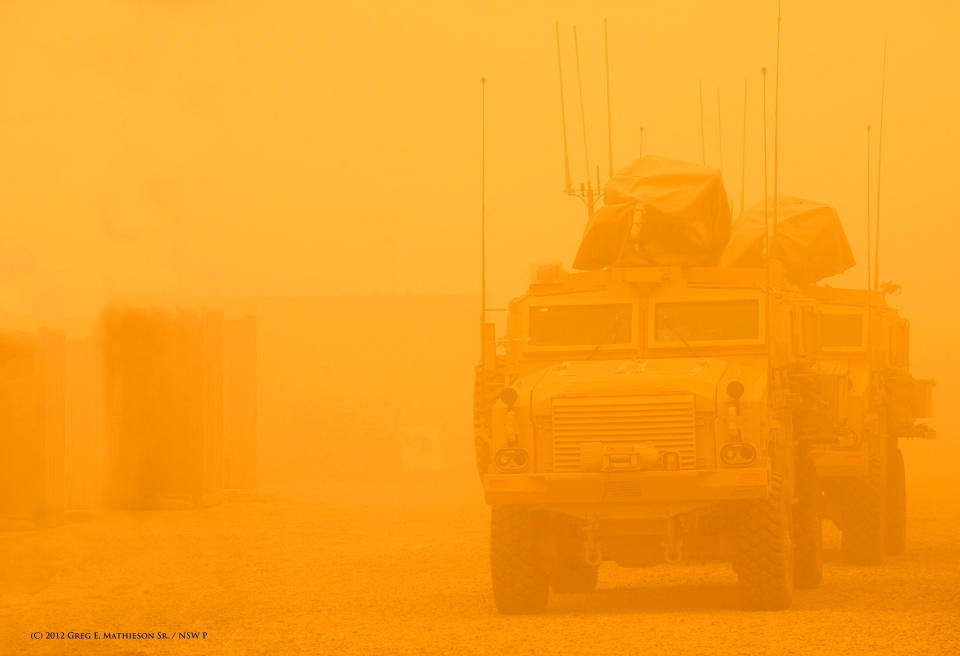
475,158,822,612
723,197,935,565
473,157,932,613
800,284,934,563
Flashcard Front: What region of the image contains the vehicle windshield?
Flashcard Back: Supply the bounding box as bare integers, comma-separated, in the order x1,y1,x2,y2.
653,299,761,344
528,304,632,347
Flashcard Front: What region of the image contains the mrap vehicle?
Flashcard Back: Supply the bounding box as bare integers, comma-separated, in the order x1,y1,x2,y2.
800,284,934,565
472,157,933,612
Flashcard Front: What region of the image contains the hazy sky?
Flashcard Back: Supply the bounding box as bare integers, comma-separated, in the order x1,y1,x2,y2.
1,0,957,324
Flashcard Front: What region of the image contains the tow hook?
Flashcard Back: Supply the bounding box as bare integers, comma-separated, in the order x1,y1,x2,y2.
583,519,602,567
664,518,684,563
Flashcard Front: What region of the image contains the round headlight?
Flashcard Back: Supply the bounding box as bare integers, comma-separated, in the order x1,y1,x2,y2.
726,380,745,400
499,387,518,407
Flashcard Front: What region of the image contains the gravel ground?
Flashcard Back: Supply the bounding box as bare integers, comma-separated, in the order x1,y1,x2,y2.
2,451,959,656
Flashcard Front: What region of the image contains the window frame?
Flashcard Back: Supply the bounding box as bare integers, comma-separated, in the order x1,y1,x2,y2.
646,293,767,349
522,296,640,353
818,305,868,354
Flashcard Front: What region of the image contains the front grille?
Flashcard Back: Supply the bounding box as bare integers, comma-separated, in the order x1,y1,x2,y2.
552,394,697,472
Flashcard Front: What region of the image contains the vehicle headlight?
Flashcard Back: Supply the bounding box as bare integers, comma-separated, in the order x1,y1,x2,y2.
494,449,529,472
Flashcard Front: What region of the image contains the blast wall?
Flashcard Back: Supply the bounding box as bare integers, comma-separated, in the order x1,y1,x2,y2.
101,308,224,509
0,330,65,525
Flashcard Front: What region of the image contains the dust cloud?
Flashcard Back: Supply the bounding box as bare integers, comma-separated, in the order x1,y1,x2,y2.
1,0,959,654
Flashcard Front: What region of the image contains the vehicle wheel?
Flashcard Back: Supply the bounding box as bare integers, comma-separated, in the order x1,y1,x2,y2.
885,446,906,555
793,459,823,589
490,506,549,613
736,473,794,610
841,451,885,565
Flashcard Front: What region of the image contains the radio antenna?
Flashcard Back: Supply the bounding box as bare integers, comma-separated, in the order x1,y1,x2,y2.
699,80,706,165
740,79,748,215
573,26,593,209
717,87,724,173
555,22,573,194
772,0,782,241
762,66,772,405
480,77,487,358
762,68,769,260
874,34,887,291
866,125,873,352
604,18,614,178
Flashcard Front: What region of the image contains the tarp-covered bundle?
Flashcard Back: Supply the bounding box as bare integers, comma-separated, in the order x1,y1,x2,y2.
573,157,732,270
720,196,855,284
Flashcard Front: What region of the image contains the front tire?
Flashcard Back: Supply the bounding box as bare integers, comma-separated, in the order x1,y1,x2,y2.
736,473,795,610
841,451,885,565
885,446,906,555
794,459,823,588
490,506,549,614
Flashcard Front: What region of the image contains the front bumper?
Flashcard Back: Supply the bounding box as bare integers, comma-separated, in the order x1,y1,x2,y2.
482,468,769,506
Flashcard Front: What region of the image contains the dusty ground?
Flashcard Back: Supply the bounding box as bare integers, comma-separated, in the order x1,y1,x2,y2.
2,443,959,656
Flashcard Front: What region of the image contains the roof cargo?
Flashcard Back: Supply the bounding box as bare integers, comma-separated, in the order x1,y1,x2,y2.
573,157,732,270
720,196,856,284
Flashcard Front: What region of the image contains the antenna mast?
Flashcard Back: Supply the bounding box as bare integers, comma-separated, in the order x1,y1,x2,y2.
480,77,487,362
699,80,706,165
874,35,887,291
740,79,748,215
717,87,724,173
480,77,487,359
762,66,772,403
762,68,769,260
555,22,573,194
866,125,873,349
573,26,594,214
773,1,782,242
604,18,614,178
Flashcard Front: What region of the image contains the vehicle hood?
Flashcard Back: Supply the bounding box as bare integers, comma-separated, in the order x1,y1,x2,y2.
520,358,730,417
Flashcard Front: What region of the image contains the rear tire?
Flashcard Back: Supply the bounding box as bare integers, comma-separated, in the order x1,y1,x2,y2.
841,451,885,565
736,473,795,610
794,459,823,589
490,506,549,614
885,446,906,555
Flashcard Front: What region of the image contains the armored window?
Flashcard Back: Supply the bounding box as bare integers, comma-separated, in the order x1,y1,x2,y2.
528,304,633,347
653,300,760,344
821,313,863,349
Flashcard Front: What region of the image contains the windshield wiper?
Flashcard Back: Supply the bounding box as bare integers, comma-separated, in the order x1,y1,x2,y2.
658,313,698,357
586,315,624,361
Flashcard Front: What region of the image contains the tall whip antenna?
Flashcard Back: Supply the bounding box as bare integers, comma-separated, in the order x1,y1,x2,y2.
699,80,706,165
480,77,487,358
573,26,593,207
717,87,724,173
555,22,573,194
866,125,873,350
762,66,772,405
604,18,614,178
773,0,782,241
740,79,748,215
874,34,887,291
762,68,769,261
